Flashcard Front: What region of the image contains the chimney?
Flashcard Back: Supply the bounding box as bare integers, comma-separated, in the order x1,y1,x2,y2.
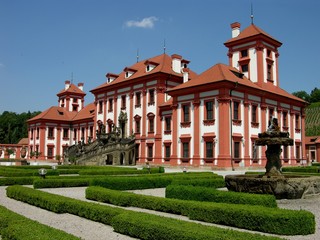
78,82,84,91
182,68,189,83
231,22,241,38
65,80,70,90
171,54,182,73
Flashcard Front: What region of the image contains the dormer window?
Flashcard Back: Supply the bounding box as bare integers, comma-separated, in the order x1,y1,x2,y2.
106,73,119,83
181,59,190,69
144,60,159,72
123,67,137,78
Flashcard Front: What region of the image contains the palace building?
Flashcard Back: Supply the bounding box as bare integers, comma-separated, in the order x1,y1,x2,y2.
25,21,307,168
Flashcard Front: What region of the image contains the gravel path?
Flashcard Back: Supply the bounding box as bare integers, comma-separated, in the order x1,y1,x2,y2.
1,185,320,240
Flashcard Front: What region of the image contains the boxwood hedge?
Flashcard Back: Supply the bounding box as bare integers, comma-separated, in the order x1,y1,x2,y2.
166,184,277,207
0,205,80,240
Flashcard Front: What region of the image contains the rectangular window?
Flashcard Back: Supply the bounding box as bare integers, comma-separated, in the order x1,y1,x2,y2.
267,64,272,80
121,95,126,109
73,105,78,112
136,120,140,133
149,89,155,104
295,114,300,129
269,108,274,120
233,101,239,120
81,127,85,140
183,142,189,158
205,101,214,120
183,104,190,122
136,92,141,106
63,128,68,138
73,129,77,140
283,112,288,127
165,117,171,131
48,127,54,138
234,142,240,159
252,142,259,160
165,145,171,158
283,146,288,159
251,105,257,123
149,118,154,133
296,145,300,160
90,126,93,137
241,64,248,72
108,98,113,112
98,100,103,113
36,128,40,138
206,142,213,158
47,147,53,159
148,145,153,159
241,49,248,58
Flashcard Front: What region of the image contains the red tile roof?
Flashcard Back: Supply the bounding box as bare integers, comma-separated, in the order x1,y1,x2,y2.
91,53,197,92
168,63,260,92
167,63,305,103
28,103,95,123
73,103,95,121
225,24,282,47
57,83,86,97
17,138,29,145
306,136,320,145
27,106,77,122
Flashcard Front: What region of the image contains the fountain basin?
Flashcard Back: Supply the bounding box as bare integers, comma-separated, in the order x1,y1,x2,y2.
225,174,320,199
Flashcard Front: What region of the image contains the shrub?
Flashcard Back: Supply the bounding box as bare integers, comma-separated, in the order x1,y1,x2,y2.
166,185,277,207
111,211,283,240
0,205,80,240
171,178,225,188
33,178,91,189
0,177,35,186
86,186,315,235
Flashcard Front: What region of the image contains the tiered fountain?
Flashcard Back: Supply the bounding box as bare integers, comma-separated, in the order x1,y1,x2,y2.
225,118,320,199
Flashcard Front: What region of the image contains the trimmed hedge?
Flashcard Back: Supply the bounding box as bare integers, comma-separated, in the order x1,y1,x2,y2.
282,166,320,173
91,176,172,190
166,185,277,207
78,167,162,176
91,172,222,190
85,186,315,235
33,178,91,189
111,211,283,240
0,205,80,240
187,201,315,235
6,186,284,240
6,185,125,224
0,177,36,186
171,178,225,188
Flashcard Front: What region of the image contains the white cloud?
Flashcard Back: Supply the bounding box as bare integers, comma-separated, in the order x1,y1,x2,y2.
125,16,158,29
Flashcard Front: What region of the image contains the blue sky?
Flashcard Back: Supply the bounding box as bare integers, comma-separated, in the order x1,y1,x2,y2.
1,0,319,113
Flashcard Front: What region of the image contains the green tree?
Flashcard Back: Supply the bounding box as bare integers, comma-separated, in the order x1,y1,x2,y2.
0,111,41,144
310,88,320,103
292,91,310,102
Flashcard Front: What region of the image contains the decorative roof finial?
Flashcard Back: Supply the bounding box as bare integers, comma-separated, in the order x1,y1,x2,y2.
163,39,166,54
136,48,139,63
251,3,254,25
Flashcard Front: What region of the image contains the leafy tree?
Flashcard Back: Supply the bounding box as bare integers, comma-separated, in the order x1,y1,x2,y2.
310,88,320,103
292,91,310,102
0,111,41,144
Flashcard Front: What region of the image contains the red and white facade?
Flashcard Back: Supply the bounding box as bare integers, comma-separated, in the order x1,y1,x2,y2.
25,22,307,168
27,82,95,163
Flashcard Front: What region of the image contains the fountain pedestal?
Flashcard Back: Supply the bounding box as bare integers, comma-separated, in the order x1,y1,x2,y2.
225,118,320,199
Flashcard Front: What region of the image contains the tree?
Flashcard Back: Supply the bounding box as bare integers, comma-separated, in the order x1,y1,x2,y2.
292,91,310,102
310,88,320,103
0,111,41,144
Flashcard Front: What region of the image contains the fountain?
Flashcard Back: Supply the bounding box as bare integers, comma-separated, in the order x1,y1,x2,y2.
225,117,320,199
